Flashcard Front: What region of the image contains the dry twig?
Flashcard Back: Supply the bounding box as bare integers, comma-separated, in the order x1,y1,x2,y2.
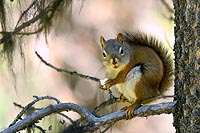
35,51,100,82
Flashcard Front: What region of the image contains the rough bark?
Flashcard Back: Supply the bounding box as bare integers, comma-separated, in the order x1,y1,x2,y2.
1,96,174,133
173,0,200,132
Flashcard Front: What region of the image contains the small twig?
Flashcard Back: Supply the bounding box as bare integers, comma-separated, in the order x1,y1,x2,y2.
0,4,42,44
0,0,68,45
13,102,25,109
14,101,75,124
14,0,38,29
94,97,120,114
108,89,115,99
99,121,115,133
57,112,75,124
33,124,46,133
142,95,175,104
33,95,61,104
35,51,100,82
9,96,61,127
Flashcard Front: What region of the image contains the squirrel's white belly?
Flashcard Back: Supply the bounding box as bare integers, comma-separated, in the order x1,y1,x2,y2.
116,66,142,103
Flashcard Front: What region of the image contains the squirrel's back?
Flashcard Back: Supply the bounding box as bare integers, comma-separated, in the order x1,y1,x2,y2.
123,32,174,93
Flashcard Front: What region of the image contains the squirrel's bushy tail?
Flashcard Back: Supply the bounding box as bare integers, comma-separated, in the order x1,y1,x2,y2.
123,32,174,93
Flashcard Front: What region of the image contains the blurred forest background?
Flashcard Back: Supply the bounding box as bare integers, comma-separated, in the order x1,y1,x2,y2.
0,0,175,132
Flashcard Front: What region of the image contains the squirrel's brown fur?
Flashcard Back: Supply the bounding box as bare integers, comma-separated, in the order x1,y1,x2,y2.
123,32,174,94
99,32,174,119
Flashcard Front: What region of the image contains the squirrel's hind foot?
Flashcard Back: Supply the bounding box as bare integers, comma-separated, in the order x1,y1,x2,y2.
121,100,141,120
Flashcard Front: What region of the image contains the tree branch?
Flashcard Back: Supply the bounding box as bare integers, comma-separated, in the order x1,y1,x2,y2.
0,0,71,44
35,51,100,82
9,95,61,127
1,95,174,133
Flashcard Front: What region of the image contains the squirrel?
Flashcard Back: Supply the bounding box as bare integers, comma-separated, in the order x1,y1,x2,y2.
99,32,174,119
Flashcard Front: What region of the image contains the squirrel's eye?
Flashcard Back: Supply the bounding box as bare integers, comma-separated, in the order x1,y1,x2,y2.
102,50,107,58
119,47,124,55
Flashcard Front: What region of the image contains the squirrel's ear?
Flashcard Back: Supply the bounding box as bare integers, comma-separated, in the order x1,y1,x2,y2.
100,36,106,47
117,33,123,43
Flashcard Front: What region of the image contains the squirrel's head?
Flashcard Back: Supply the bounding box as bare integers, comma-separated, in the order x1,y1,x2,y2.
100,33,131,70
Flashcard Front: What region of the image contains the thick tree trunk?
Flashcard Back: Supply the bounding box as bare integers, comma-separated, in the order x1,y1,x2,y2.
173,0,200,132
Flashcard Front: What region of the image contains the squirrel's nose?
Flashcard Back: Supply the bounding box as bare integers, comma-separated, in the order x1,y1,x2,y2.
111,58,118,65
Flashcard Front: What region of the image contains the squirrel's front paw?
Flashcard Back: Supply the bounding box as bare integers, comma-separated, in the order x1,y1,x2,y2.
99,78,111,90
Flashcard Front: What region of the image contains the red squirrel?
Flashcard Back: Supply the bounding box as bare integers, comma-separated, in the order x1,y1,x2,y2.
99,32,174,119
